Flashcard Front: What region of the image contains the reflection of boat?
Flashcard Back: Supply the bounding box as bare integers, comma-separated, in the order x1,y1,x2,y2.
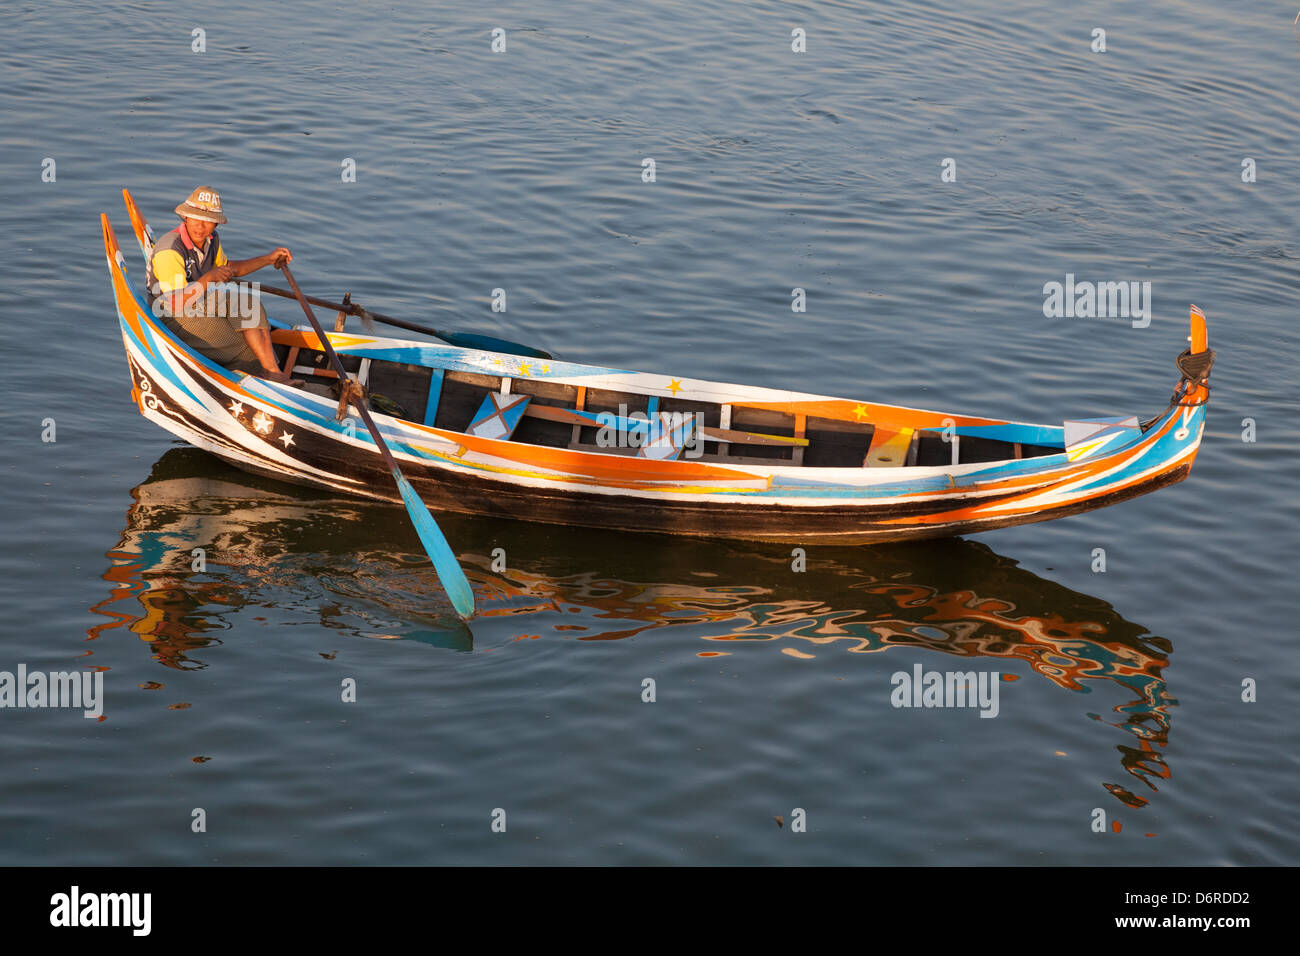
92,447,1177,808
102,203,1214,543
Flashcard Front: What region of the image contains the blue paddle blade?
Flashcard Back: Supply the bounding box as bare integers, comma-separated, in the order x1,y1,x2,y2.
392,469,475,620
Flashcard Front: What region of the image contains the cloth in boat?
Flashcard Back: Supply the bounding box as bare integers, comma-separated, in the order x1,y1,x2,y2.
149,225,268,373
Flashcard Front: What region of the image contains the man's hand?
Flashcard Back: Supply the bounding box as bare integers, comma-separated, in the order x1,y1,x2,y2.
224,249,293,278
204,264,236,284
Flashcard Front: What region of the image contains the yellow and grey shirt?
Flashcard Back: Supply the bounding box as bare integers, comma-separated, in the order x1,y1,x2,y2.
146,225,228,306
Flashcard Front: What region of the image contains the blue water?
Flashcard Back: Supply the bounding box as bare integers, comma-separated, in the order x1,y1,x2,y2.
0,0,1296,864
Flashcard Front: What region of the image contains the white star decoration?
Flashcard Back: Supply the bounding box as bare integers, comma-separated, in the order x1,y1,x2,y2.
252,411,274,435
278,432,295,448
228,401,244,418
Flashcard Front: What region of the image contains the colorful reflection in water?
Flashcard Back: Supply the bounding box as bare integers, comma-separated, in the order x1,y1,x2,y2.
91,448,1176,810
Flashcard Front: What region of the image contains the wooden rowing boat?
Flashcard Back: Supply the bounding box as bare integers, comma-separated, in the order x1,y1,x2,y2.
101,197,1214,545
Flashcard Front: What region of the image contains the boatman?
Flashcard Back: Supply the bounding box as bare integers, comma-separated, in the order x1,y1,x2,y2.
146,186,300,384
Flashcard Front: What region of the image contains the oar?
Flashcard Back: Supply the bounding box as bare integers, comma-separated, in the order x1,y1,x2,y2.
258,283,552,360
275,260,476,620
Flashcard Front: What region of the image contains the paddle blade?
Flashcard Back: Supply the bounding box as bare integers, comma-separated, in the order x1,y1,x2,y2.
435,330,553,360
392,469,475,620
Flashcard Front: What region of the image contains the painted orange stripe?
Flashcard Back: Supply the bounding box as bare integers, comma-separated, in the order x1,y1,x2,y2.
410,445,766,493
733,399,1009,429
269,329,379,350
1190,306,1207,352
1186,306,1209,404
108,254,154,357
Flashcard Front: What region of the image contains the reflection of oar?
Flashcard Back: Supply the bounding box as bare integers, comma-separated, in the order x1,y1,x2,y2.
275,260,476,620
258,283,552,360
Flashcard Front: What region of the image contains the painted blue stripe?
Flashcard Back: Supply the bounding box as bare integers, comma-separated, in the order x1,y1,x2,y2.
134,320,208,406
424,368,445,426
1074,406,1202,492
242,381,340,421
953,423,1064,445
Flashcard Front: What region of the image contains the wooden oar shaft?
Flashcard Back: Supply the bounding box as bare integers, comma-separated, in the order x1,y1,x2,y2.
261,282,454,340
261,282,493,342
258,282,552,359
276,261,475,620
275,267,398,474
260,283,370,320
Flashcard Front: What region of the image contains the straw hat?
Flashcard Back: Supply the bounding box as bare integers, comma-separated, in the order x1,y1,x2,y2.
174,186,228,224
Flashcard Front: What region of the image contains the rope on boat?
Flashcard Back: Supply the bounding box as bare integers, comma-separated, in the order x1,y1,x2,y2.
334,378,367,422
1140,346,1215,431
1175,347,1215,390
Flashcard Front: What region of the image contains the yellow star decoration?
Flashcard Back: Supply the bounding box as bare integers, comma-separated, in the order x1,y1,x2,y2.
666,379,683,397
852,403,869,422
541,364,551,375
518,363,532,377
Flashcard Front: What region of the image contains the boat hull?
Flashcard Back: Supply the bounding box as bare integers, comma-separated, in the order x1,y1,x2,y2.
103,210,1208,546
122,346,1204,545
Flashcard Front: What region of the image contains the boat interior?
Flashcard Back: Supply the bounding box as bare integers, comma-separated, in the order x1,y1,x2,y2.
264,331,1064,470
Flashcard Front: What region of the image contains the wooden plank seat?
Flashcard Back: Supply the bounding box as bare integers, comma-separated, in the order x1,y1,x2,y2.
864,424,915,468
466,392,531,440
269,327,370,384
637,411,697,461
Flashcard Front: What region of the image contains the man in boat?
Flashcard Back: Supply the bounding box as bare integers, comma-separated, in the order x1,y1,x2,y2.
146,186,300,384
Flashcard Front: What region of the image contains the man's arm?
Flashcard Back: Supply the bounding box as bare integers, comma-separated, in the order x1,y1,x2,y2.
163,265,237,315
227,247,292,278
153,248,235,315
